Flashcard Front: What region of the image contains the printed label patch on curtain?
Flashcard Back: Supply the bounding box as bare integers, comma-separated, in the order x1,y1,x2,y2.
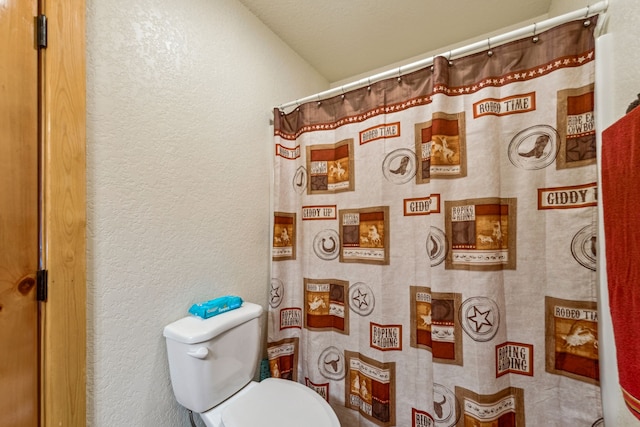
412,408,435,427
370,322,402,351
409,286,463,365
273,212,296,261
454,386,526,426
556,84,596,169
444,198,517,270
344,351,396,427
359,122,401,145
302,205,337,220
538,182,598,210
279,307,302,330
275,142,300,160
403,194,441,216
472,92,536,118
339,206,390,265
545,296,599,385
306,139,355,194
414,112,467,182
303,278,349,334
495,342,534,377
305,378,330,402
267,337,299,381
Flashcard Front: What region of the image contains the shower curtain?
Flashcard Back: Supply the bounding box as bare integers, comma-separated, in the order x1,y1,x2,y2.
269,17,602,427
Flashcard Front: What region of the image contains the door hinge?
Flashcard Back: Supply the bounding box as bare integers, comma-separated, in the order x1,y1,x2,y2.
37,269,48,302
37,15,47,49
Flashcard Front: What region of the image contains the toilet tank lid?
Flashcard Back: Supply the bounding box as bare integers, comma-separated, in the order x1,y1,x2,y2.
163,302,263,344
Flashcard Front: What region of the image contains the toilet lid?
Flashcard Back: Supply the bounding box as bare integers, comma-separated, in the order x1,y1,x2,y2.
221,378,340,427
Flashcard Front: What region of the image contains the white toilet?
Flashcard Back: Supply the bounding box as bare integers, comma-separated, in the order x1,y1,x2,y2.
163,302,341,427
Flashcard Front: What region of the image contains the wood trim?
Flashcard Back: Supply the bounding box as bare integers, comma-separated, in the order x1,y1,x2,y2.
40,0,86,425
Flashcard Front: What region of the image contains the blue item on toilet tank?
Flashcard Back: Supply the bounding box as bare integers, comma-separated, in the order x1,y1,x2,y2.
259,358,271,381
189,295,243,319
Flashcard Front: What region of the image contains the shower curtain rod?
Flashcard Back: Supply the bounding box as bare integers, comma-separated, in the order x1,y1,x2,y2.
278,0,608,111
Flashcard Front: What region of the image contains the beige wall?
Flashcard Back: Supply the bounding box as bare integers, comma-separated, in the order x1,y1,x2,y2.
85,0,327,425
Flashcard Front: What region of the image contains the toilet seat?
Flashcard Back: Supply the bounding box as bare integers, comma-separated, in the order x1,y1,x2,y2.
220,378,340,427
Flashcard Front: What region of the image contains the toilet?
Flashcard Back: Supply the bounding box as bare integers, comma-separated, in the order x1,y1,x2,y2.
163,301,341,427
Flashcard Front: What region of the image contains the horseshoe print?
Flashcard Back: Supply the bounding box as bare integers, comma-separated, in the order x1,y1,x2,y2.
313,230,340,260
321,236,336,253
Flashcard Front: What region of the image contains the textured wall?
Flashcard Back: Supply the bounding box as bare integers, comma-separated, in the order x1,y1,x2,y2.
85,0,327,425
605,0,640,119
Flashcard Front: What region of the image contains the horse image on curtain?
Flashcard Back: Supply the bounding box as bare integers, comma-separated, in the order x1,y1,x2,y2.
269,17,602,427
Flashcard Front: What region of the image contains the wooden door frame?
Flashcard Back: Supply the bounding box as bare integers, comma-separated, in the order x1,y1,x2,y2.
40,0,86,425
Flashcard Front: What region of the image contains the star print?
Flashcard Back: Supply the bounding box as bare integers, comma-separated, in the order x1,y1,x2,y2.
467,306,493,332
270,286,281,302
352,288,369,310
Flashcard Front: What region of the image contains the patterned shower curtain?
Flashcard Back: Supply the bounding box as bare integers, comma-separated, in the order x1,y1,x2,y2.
269,17,602,427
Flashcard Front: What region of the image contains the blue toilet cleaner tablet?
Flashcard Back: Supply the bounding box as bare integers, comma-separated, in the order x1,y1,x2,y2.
189,295,243,319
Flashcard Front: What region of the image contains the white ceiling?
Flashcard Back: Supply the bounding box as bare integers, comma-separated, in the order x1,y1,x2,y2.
237,0,554,83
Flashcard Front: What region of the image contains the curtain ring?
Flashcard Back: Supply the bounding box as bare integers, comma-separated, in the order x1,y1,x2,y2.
316,94,321,107
397,66,402,83
532,23,539,43
367,78,371,91
583,5,591,26
341,86,346,99
487,38,493,57
447,51,453,66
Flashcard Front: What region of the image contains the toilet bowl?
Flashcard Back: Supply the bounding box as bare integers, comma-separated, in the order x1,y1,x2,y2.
201,378,339,427
163,301,340,427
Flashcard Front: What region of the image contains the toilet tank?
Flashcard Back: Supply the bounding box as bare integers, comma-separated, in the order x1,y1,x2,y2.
163,302,263,413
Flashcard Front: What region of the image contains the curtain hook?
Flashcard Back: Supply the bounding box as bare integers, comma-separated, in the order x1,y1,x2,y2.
584,5,592,26
367,78,371,91
397,66,402,83
316,94,322,107
487,38,493,57
447,51,453,66
532,23,539,43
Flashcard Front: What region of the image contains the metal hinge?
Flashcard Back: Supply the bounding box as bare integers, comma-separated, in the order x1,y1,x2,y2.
37,15,47,49
37,269,48,302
